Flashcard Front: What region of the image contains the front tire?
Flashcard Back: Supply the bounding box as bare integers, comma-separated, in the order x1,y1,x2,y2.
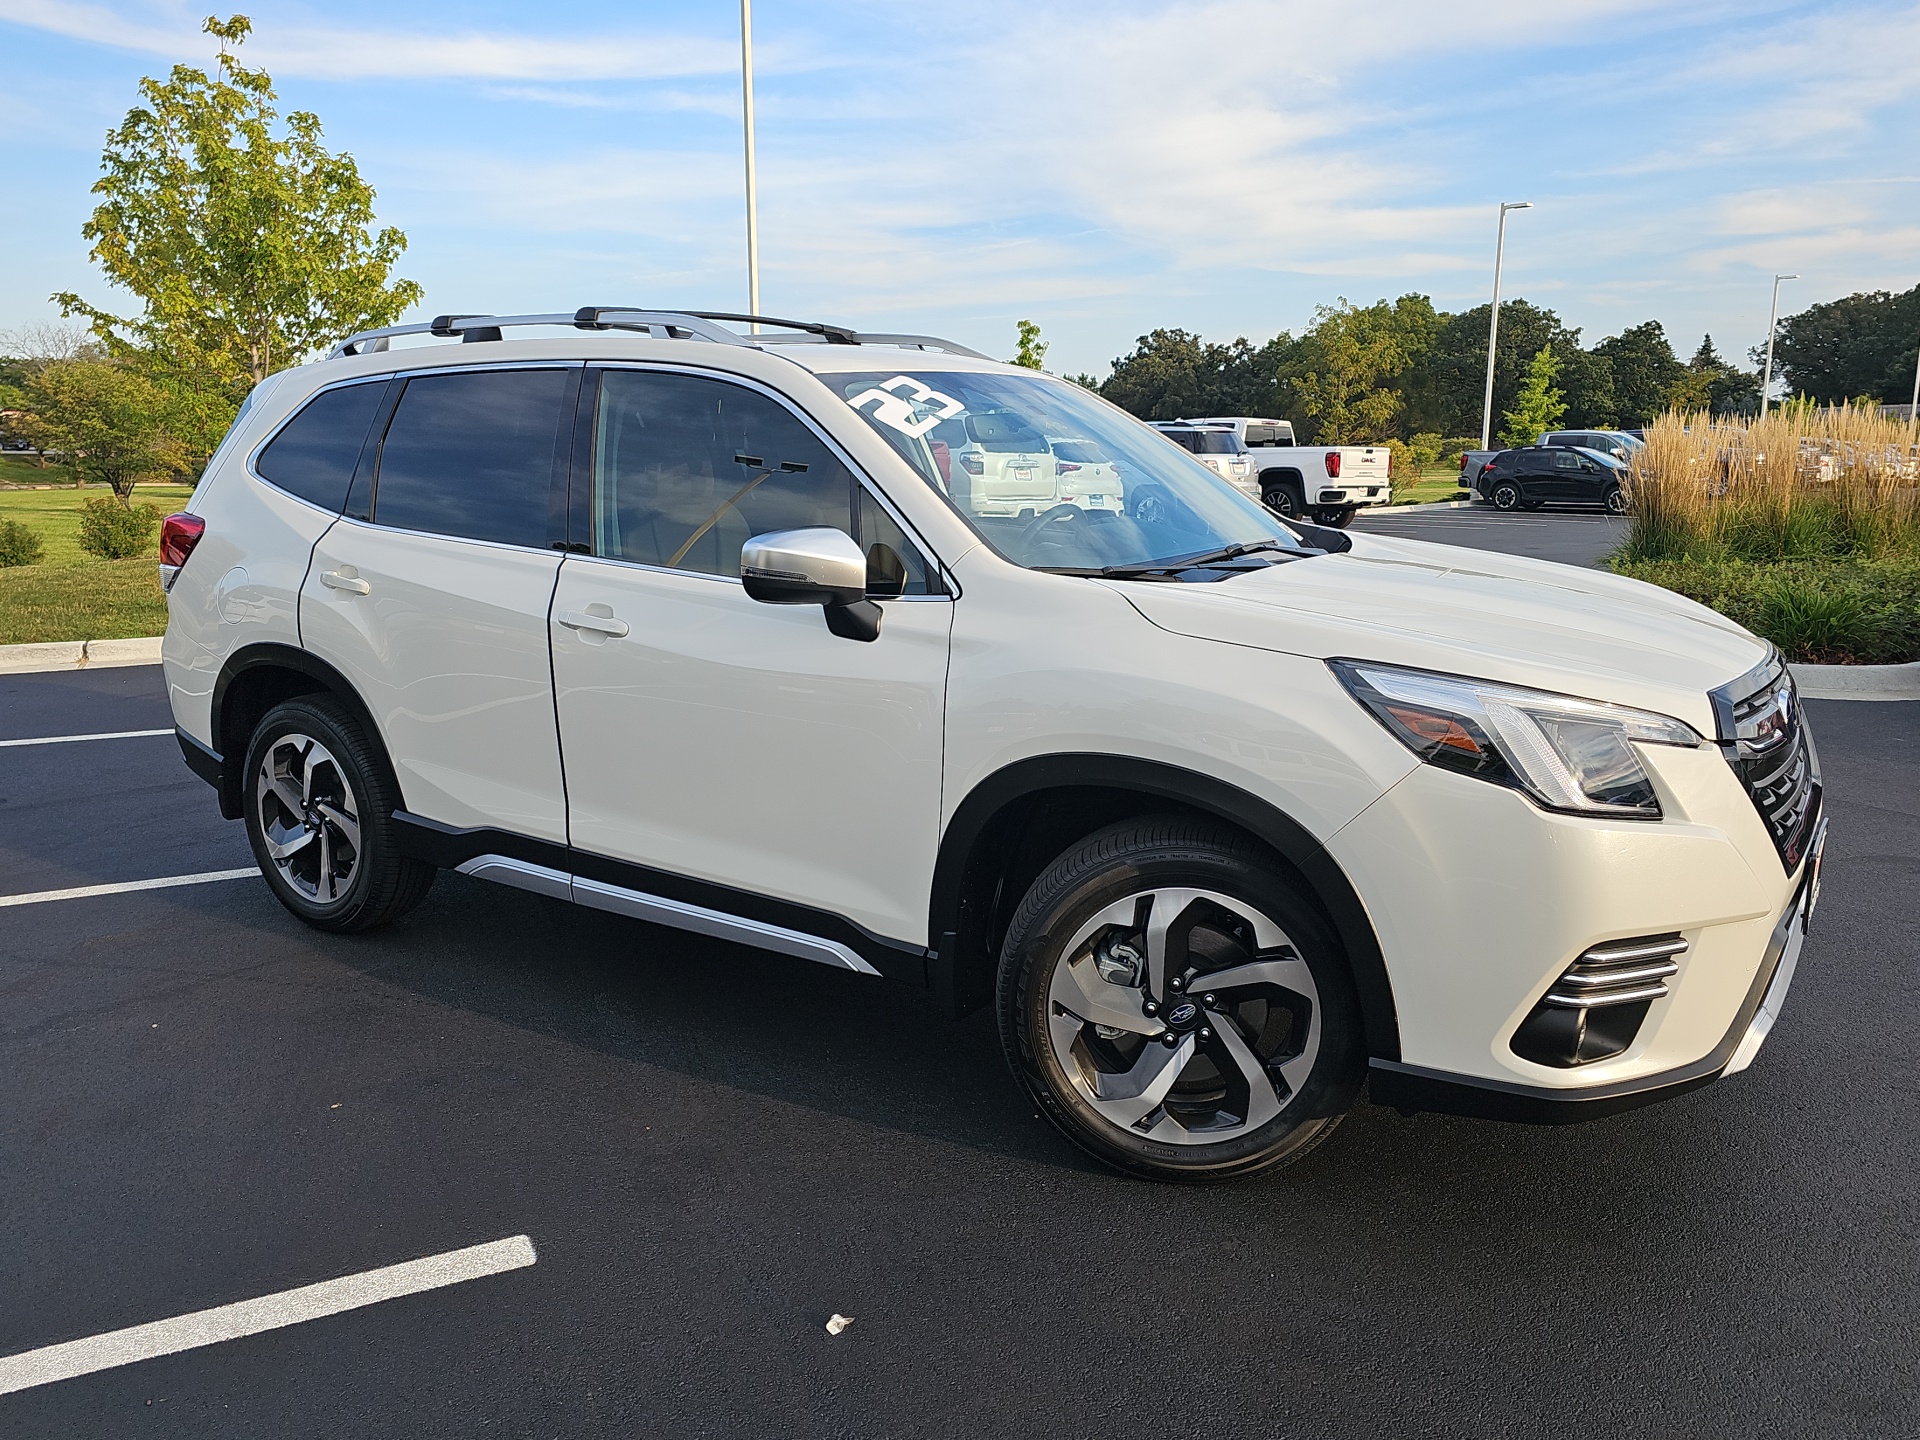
242,696,435,933
997,818,1364,1182
1603,483,1627,514
1311,506,1356,528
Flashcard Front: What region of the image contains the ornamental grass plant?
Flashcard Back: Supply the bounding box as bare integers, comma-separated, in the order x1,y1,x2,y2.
1611,403,1920,662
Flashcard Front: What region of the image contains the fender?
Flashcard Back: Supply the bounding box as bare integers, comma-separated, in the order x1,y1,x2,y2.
205,642,401,819
929,753,1401,1060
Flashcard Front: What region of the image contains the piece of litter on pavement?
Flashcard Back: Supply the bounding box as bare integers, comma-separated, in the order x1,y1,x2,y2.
825,1314,853,1336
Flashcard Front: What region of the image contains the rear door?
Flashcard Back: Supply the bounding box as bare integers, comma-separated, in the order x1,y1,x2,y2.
300,363,578,842
1536,448,1583,500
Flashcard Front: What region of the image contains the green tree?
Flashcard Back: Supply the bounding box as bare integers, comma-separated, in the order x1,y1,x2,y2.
54,15,420,457
1417,300,1603,437
1287,297,1437,443
1591,321,1683,427
1766,284,1920,404
1012,319,1048,370
16,360,186,501
1669,334,1758,415
1100,329,1281,419
1499,345,1566,447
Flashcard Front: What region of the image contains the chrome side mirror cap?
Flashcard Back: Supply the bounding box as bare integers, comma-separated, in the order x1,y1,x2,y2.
741,527,882,642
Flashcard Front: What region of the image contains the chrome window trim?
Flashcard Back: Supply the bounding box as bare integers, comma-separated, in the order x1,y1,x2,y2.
583,359,959,597
320,512,565,562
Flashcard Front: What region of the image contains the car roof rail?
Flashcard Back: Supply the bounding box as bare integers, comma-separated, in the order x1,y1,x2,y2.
327,308,993,363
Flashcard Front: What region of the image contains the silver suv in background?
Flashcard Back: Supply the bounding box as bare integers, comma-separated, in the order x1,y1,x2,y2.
1150,421,1253,491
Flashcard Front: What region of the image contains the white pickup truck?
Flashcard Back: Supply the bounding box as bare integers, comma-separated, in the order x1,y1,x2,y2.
1181,416,1391,527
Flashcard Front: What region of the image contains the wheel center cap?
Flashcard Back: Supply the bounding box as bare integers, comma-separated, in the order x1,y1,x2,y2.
1165,999,1200,1031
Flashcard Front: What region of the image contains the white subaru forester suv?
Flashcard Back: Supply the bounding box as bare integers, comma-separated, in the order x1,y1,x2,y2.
158,308,1825,1182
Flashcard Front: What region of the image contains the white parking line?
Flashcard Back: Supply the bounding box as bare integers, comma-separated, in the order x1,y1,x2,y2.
0,1235,538,1396
0,728,173,748
0,868,259,908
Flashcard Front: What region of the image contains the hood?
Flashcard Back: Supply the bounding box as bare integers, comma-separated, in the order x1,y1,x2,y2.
1109,531,1767,735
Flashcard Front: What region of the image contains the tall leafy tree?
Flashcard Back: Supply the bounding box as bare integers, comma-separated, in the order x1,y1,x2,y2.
54,14,420,455
1100,329,1281,419
1288,298,1420,443
1498,346,1566,447
1418,300,1607,437
1669,335,1759,415
1591,321,1684,426
1766,285,1920,404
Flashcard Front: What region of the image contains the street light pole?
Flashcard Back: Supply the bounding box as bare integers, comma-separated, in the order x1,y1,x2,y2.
1480,201,1533,452
740,0,760,332
1758,273,1797,418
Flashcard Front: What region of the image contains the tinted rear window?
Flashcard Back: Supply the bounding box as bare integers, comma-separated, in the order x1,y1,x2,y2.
254,381,388,511
1244,423,1293,446
373,368,572,547
1187,432,1241,454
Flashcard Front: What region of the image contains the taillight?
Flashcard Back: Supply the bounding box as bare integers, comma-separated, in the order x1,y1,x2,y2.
1458,453,1469,471
1324,451,1342,478
930,439,952,484
160,512,206,568
1056,462,1082,475
959,454,985,476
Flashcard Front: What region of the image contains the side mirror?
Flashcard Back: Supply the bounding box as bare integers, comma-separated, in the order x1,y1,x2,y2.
741,528,883,642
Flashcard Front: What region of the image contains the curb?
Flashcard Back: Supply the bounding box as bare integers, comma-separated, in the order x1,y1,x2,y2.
1791,660,1920,702
0,636,164,675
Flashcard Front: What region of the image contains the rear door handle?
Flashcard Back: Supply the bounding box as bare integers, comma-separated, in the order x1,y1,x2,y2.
557,609,630,638
320,569,370,595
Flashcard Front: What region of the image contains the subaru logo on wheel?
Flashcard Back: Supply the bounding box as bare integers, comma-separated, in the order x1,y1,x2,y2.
1168,1001,1198,1027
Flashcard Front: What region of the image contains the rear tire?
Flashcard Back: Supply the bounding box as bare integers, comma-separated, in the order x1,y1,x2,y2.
1311,506,1356,528
997,817,1364,1183
242,696,435,933
1262,484,1303,519
1490,480,1524,511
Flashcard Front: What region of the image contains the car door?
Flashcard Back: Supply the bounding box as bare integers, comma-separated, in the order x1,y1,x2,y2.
1572,452,1612,503
548,366,952,949
1538,448,1584,500
301,363,577,843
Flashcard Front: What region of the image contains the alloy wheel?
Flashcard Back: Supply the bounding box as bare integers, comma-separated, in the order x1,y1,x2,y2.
1045,887,1320,1146
254,732,361,903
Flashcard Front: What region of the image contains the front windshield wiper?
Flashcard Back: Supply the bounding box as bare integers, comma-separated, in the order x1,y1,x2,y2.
1092,539,1303,578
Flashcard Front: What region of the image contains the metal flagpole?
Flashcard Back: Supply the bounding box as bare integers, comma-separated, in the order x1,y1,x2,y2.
741,0,760,332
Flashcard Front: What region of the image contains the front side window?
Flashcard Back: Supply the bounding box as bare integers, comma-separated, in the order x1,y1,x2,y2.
254,380,389,512
591,369,933,594
372,368,572,547
1554,450,1581,470
832,369,1309,574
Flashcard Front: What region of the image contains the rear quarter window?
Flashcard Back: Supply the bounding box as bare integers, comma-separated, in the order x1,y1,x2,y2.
253,380,390,512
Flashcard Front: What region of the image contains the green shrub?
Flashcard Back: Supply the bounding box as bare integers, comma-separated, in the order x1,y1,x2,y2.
1610,556,1920,663
0,518,45,568
77,496,161,560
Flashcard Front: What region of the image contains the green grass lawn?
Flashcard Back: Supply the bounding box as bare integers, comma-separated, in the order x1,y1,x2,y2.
0,453,78,487
1392,467,1472,505
0,481,196,644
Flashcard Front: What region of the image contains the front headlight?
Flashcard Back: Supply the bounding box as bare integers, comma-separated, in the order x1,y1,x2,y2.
1330,660,1701,819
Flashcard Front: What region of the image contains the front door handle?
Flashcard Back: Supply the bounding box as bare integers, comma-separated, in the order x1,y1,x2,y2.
557,608,630,638
320,569,371,595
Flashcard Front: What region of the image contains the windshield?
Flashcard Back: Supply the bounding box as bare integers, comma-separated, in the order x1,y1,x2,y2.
1184,431,1244,454
831,369,1309,573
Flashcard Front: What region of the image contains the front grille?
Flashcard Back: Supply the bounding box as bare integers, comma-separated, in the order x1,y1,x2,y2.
1511,934,1686,1067
1713,654,1821,872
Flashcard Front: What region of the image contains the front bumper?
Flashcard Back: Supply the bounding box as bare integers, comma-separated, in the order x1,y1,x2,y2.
1369,827,1820,1122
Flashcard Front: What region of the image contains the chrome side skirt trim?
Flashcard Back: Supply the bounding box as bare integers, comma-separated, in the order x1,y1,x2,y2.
455,855,574,900
454,854,881,976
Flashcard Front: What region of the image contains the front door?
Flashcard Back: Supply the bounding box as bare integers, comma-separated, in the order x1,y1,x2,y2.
301,363,578,842
549,366,951,947
1539,448,1585,500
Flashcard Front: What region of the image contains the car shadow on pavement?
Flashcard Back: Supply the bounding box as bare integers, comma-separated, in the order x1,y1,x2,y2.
312,870,1781,1222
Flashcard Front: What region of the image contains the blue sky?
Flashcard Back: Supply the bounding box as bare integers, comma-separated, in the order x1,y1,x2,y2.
3,0,1917,381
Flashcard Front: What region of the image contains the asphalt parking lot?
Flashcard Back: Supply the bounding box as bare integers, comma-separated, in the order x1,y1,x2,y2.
3,515,1915,1437
1352,499,1628,567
